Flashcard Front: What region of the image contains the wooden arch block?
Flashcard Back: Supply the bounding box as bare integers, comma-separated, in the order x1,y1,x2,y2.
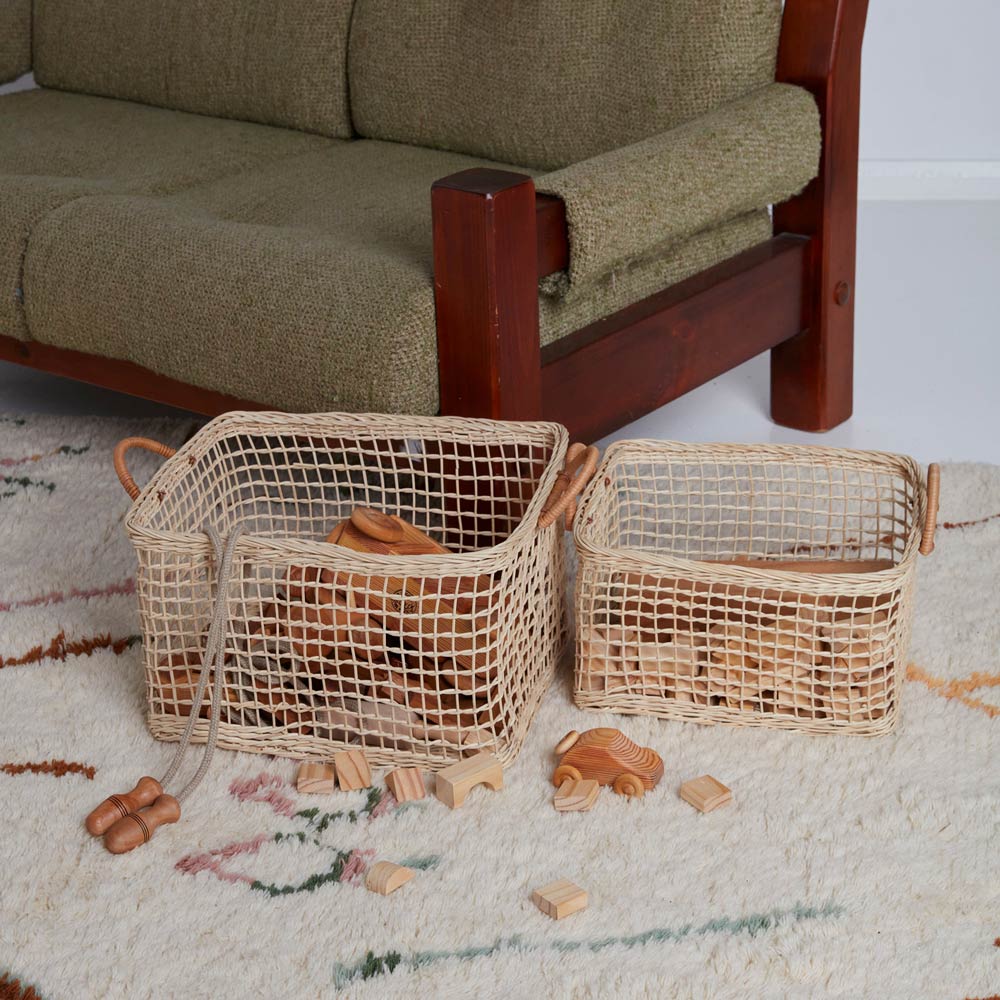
365,861,416,896
434,751,503,809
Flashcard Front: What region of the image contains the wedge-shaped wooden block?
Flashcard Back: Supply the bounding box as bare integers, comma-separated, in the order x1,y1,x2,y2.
679,774,732,813
296,762,335,795
365,861,416,896
434,751,503,809
386,767,426,803
334,749,372,791
553,778,599,813
532,879,588,920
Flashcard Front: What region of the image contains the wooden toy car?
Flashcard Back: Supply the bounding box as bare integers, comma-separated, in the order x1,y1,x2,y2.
552,728,663,798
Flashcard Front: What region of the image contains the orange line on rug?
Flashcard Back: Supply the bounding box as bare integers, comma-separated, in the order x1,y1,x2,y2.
907,664,1000,719
942,511,1000,530
1,760,96,780
0,578,135,613
0,630,141,670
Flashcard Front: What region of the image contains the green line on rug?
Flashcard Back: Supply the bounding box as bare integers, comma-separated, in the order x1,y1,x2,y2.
331,901,845,987
252,849,356,898
0,417,26,426
295,787,386,831
1,475,56,499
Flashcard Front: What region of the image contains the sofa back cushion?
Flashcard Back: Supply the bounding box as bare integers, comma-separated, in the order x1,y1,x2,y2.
349,0,783,171
33,0,357,138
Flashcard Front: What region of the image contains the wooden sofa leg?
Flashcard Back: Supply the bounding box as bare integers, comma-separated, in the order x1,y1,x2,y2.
432,169,542,421
770,0,868,432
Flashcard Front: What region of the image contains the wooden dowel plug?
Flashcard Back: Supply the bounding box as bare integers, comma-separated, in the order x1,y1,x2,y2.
85,776,163,836
103,794,181,854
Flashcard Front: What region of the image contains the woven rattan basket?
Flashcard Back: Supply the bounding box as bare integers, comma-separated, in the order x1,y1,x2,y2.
115,411,596,768
572,441,940,736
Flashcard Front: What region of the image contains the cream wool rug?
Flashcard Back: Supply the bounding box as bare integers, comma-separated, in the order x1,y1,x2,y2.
0,415,998,1000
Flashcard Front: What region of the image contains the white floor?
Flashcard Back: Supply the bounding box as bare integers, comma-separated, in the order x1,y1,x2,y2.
2,200,997,464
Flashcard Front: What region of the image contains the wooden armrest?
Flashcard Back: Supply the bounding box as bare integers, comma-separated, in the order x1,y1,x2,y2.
535,193,569,278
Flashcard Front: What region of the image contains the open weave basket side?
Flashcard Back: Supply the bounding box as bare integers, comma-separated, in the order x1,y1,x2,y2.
126,411,570,767
573,441,927,736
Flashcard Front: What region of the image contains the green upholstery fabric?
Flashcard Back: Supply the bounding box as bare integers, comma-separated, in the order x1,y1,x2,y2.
23,141,774,416
0,89,333,339
538,84,820,297
33,0,356,137
0,0,31,83
349,0,783,171
539,211,772,347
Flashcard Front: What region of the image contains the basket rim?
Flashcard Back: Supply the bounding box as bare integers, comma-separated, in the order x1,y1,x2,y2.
572,438,926,588
124,410,570,561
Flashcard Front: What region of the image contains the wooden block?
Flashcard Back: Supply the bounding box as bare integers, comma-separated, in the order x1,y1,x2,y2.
679,774,732,813
333,749,372,791
553,778,599,813
434,751,503,809
365,861,416,896
296,762,335,794
386,767,426,803
531,879,588,920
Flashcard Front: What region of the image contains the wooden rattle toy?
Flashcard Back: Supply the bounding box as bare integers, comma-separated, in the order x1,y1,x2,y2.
85,776,163,835
103,794,182,854
552,728,663,798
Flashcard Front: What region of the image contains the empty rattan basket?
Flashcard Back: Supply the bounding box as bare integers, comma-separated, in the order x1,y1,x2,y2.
572,441,939,736
116,411,594,768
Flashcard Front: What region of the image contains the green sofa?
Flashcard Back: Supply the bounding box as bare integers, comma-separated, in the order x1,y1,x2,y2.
0,0,829,425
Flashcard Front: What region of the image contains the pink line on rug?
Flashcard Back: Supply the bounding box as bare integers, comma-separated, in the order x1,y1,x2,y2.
0,578,135,613
341,848,376,885
230,772,298,818
175,834,270,884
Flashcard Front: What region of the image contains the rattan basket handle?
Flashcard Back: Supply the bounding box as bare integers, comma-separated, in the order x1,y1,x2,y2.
919,463,941,556
539,443,600,531
114,437,177,500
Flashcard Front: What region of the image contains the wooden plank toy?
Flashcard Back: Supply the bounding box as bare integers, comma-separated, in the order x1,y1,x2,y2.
552,728,663,798
296,762,336,794
333,749,372,791
532,879,588,920
434,751,503,808
365,861,416,896
679,774,732,813
386,767,426,803
553,778,599,813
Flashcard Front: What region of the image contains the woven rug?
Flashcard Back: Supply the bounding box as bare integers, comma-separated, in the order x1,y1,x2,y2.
0,415,997,1000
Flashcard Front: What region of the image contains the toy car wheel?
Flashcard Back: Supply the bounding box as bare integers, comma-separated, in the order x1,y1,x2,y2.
612,772,645,798
553,764,582,788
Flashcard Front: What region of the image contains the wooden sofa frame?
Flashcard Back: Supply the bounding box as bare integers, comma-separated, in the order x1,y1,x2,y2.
0,0,867,441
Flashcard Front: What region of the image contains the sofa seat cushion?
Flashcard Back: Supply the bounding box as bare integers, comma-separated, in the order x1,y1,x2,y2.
0,89,336,339
23,140,773,416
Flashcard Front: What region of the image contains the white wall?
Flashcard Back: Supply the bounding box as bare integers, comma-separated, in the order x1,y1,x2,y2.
4,2,998,197
858,0,1000,198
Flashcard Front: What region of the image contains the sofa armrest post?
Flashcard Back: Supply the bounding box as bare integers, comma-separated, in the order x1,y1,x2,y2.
771,0,869,431
432,168,543,421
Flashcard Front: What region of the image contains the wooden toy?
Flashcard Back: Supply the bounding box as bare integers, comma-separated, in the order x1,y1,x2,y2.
103,794,181,854
365,861,416,896
434,751,503,808
553,778,599,813
552,728,663,798
385,767,426,803
679,774,731,813
333,749,372,791
532,879,588,920
296,762,335,794
85,776,163,836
